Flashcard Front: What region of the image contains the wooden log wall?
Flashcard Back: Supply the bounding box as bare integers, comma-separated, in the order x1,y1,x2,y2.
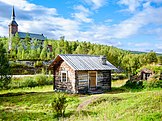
76,71,88,93
97,70,111,90
54,61,75,93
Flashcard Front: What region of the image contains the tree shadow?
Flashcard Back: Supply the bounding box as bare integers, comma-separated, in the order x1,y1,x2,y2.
103,87,127,94
52,110,75,119
0,109,54,120
0,91,55,97
105,86,144,94
75,110,97,117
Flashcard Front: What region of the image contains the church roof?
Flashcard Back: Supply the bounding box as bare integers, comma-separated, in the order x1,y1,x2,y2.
9,20,18,26
18,32,46,40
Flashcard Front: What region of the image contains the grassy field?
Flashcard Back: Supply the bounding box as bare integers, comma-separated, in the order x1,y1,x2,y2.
0,84,162,120
112,79,128,87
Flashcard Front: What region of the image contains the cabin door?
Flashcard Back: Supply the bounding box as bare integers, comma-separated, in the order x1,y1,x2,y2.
89,71,97,88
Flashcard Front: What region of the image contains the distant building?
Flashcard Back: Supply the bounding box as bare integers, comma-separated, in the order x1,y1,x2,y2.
8,6,46,50
141,68,153,80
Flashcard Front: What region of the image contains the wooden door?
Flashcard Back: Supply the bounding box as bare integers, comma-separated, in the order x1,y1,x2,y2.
89,71,96,88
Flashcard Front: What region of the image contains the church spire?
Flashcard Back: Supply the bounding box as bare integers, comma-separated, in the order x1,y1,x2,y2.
9,6,18,26
8,6,18,51
12,6,15,21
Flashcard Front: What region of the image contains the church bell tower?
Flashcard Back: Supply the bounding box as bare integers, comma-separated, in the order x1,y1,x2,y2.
8,6,18,50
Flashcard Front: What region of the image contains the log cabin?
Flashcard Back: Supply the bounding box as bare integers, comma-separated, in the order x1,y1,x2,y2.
49,54,117,94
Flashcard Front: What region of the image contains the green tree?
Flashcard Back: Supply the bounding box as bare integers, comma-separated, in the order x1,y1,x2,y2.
21,49,25,60
0,41,12,89
37,47,41,59
40,40,48,60
12,32,20,47
158,56,162,65
52,93,67,118
10,33,20,57
74,45,84,54
71,41,78,53
64,41,70,54
30,49,37,60
145,51,158,64
24,33,31,51
17,43,24,60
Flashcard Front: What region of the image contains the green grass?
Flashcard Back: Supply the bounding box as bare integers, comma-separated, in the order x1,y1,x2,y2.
0,85,162,120
0,88,80,121
73,90,162,121
112,79,128,87
0,85,53,94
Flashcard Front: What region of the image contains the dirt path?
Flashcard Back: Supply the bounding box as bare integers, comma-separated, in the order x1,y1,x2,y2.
77,96,99,111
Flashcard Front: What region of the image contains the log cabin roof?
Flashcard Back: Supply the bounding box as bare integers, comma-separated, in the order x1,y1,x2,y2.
50,54,117,71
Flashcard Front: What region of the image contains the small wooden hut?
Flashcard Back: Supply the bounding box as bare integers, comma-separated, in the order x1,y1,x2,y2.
141,68,153,80
49,54,117,93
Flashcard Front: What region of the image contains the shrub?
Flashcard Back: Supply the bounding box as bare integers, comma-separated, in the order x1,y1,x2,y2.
143,79,162,89
11,77,37,88
124,80,143,89
47,75,53,85
8,74,53,89
8,78,20,89
143,74,162,89
23,77,37,87
34,74,47,86
34,74,52,86
52,93,67,118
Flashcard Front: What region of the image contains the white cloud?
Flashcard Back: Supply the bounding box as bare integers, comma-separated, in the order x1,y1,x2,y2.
118,0,142,12
112,4,162,39
146,28,162,40
104,19,113,23
83,0,107,9
118,0,162,13
155,44,162,49
0,26,8,37
134,42,151,47
72,5,92,23
0,0,36,10
0,0,57,15
0,0,162,53
152,0,162,3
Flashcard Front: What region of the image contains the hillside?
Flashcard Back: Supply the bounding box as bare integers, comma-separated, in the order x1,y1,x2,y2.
130,50,162,56
1,37,161,75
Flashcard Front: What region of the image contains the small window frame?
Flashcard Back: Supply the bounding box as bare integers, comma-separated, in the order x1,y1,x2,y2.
61,71,68,82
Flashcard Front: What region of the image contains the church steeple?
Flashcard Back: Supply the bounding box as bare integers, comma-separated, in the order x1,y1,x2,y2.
8,6,18,50
9,6,18,26
12,6,16,21
9,6,18,36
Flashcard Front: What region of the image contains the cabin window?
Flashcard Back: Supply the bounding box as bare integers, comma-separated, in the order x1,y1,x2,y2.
61,71,67,82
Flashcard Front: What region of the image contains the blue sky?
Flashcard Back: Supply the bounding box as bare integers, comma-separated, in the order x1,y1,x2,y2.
0,0,162,53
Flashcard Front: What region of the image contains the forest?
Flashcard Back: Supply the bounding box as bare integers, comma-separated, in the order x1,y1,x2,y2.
0,33,162,75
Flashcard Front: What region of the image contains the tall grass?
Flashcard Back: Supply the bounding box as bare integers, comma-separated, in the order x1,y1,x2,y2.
8,74,53,89
0,89,161,121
